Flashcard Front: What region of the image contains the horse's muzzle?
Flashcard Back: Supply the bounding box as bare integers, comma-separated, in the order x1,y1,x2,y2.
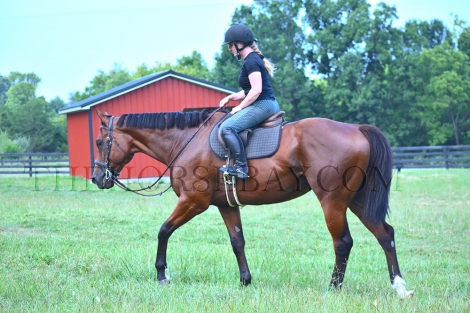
91,167,114,189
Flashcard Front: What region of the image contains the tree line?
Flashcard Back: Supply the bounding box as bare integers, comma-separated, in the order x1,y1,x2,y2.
1,0,469,152
212,0,469,146
0,72,67,153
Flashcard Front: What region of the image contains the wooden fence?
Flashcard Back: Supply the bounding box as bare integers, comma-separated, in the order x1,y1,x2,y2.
391,145,470,169
0,146,469,176
0,153,69,176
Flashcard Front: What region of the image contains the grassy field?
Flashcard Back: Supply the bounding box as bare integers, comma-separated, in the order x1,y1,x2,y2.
0,169,469,312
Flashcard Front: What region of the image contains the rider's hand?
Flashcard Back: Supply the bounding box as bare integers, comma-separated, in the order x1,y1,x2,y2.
219,96,230,107
231,105,242,114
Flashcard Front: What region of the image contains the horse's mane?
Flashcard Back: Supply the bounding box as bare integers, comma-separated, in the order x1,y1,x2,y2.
116,109,216,130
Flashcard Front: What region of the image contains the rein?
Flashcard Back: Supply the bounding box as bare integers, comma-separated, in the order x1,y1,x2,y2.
94,108,223,197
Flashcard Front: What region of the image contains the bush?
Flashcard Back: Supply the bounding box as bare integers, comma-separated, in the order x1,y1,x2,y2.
0,131,26,153
13,136,31,152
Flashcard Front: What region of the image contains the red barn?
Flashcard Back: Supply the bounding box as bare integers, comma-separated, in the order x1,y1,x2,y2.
59,70,240,180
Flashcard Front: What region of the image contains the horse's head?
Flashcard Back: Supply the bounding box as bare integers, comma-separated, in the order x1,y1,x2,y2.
92,109,135,189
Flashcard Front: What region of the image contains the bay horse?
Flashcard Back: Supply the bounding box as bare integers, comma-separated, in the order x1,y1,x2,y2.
91,109,413,298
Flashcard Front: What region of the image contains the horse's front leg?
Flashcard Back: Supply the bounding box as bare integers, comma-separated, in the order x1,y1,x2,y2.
155,197,209,284
218,206,251,285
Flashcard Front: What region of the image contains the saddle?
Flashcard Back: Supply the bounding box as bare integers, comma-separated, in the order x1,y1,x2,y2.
211,111,286,208
209,111,286,160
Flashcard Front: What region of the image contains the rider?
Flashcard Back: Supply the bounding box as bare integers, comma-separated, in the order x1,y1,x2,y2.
219,24,280,179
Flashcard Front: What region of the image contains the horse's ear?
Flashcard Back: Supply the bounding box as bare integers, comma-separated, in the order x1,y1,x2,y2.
96,109,109,127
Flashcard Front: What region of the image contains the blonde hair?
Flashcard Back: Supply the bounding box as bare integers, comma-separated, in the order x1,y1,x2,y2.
251,43,276,77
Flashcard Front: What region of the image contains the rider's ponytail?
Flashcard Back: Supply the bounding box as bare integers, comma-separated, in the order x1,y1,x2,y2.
250,43,275,77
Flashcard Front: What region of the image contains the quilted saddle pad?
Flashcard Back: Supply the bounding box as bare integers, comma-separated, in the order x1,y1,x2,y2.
209,114,284,160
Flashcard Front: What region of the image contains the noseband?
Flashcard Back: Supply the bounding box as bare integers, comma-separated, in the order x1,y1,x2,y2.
94,116,134,181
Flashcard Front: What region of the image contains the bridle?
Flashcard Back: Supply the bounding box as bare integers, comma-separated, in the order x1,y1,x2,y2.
94,116,134,181
93,108,223,197
93,115,169,196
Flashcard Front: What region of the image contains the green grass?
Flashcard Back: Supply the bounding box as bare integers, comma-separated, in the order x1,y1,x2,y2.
0,169,469,312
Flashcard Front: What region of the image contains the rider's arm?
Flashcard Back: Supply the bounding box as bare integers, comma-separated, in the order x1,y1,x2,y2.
219,89,246,107
231,71,261,114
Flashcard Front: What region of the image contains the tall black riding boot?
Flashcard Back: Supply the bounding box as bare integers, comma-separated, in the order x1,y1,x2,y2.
219,127,249,179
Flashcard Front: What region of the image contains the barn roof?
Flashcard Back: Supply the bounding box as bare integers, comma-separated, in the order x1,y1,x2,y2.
58,70,238,114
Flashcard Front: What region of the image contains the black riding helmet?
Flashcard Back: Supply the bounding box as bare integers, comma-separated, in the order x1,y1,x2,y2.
222,24,257,60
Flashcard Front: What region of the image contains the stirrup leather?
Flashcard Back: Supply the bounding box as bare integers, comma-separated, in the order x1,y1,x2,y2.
222,170,245,208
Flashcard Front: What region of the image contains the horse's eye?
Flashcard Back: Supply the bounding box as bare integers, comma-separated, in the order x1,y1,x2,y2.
96,139,103,147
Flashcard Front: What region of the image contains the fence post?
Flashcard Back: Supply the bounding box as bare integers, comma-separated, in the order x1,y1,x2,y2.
444,147,449,169
29,154,33,177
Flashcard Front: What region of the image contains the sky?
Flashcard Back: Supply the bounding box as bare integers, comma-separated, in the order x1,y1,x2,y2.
1,0,469,102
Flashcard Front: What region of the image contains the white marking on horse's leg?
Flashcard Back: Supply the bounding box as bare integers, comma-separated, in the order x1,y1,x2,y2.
158,274,171,285
391,240,395,248
235,226,240,233
392,276,414,299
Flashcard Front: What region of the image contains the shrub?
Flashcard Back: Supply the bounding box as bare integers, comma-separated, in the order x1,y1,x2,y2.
0,131,25,153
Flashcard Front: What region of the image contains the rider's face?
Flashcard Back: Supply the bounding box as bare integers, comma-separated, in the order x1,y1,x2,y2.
228,42,237,57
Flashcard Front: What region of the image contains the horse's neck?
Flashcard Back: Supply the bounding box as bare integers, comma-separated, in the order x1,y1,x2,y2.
130,127,186,165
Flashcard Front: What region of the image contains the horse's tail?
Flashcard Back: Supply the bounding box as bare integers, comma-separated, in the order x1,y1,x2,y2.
357,125,393,225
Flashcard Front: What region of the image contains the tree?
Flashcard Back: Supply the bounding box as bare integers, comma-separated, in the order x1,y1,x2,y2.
72,52,214,103
0,72,68,152
132,63,162,79
457,27,470,58
301,0,459,145
5,82,36,107
212,47,241,89
303,1,404,131
4,97,64,151
5,72,41,88
172,51,214,81
71,63,132,103
49,97,67,113
136,51,215,81
303,0,371,77
385,19,453,145
0,131,22,153
0,75,10,106
412,43,470,145
403,19,452,53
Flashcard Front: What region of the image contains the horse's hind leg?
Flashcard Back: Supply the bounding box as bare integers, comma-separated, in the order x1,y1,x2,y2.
349,204,414,298
321,201,353,289
218,206,251,285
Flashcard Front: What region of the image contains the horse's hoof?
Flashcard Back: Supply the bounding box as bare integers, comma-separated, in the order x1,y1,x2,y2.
158,274,170,285
240,278,251,286
392,276,413,299
404,290,414,298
